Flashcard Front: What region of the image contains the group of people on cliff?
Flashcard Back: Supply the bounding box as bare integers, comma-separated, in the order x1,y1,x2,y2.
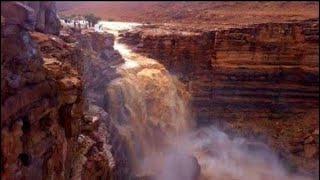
61,13,102,30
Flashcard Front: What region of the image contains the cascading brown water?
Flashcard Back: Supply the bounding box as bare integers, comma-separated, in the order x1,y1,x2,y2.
101,22,193,177
97,22,312,180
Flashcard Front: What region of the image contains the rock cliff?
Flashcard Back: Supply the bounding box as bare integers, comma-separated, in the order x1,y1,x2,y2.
121,19,319,122
120,19,319,175
1,2,131,179
22,1,61,35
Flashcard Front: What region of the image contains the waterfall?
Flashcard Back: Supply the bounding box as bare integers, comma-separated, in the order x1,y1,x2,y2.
96,21,311,180
101,22,194,177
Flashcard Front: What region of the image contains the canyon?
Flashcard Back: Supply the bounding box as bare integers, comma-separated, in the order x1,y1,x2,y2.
1,1,319,180
120,18,319,176
121,18,319,124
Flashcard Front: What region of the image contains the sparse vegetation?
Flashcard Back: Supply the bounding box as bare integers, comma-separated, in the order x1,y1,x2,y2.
84,13,102,27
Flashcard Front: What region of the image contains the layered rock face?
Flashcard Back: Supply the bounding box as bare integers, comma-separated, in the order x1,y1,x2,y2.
1,2,130,179
122,19,319,123
120,19,319,175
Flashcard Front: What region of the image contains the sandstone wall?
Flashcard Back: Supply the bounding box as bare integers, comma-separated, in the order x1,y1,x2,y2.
120,20,319,175
122,19,319,124
1,2,131,179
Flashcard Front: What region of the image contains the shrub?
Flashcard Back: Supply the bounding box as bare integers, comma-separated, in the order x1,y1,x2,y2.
84,13,102,27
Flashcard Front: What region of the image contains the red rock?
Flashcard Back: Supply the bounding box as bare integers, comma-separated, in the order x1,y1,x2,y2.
42,57,64,78
1,4,126,178
1,2,35,30
304,136,315,144
289,145,304,154
120,20,319,176
58,77,81,90
1,81,53,125
122,19,319,123
58,89,78,104
289,138,304,145
23,2,61,35
304,144,318,158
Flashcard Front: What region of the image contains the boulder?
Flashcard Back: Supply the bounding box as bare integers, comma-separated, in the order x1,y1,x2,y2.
304,144,318,158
